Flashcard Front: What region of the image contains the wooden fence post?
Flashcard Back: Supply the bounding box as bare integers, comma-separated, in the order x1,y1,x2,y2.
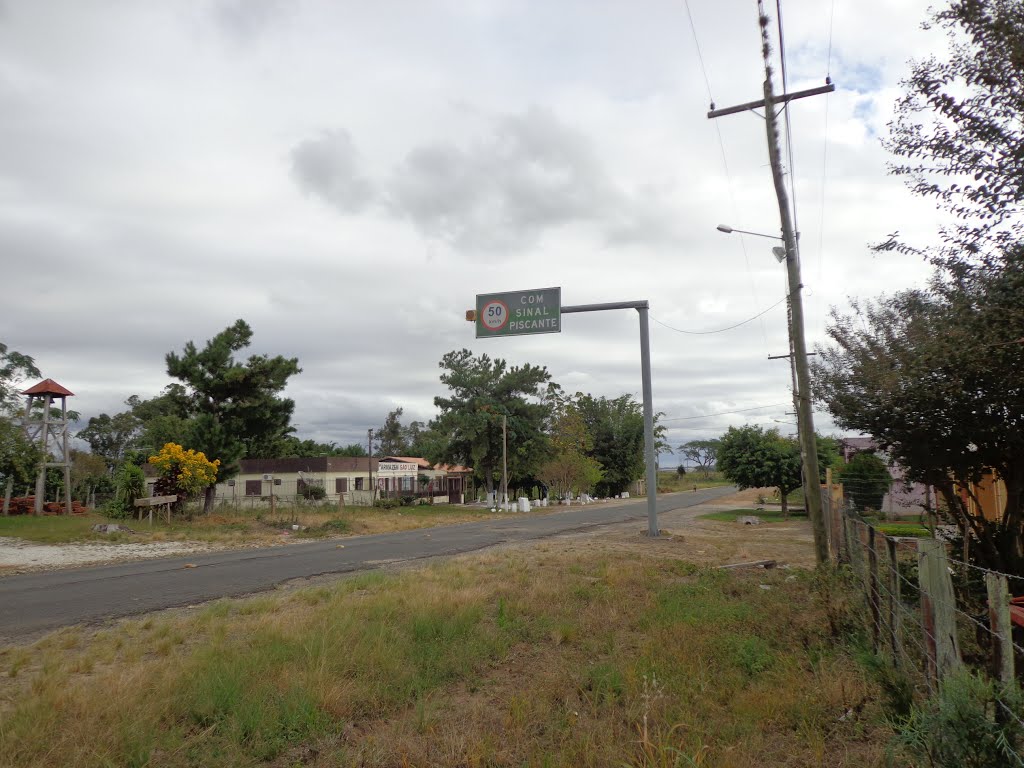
867,525,881,652
918,538,962,687
847,517,864,584
985,572,1016,686
886,536,901,667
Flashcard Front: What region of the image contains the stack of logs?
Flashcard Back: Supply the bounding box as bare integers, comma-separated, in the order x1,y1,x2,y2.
3,496,89,515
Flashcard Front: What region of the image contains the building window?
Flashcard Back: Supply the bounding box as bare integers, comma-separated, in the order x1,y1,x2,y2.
335,478,348,494
245,480,261,496
355,477,364,491
401,475,412,491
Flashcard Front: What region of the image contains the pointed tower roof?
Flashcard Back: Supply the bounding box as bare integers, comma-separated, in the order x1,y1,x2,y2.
22,378,75,397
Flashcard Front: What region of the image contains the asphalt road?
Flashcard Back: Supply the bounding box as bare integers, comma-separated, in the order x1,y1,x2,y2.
0,486,735,641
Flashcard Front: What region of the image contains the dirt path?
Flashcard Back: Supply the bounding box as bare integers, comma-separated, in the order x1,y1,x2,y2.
514,487,815,568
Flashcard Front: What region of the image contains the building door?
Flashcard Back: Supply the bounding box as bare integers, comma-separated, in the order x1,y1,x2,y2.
447,477,463,504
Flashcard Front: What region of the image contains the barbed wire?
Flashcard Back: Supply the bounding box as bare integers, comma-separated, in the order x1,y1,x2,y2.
841,510,1024,762
849,513,1024,656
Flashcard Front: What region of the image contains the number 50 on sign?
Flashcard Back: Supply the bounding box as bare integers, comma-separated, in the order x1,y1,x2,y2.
480,299,510,331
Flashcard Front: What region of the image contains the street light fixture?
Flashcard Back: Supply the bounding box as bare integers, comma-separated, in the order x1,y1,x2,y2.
719,222,825,560
716,224,783,240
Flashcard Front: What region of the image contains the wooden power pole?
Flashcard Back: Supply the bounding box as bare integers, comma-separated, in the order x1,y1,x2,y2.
708,4,834,564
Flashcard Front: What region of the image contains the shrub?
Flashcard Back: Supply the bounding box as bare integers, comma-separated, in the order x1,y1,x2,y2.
101,499,133,520
374,498,401,510
110,462,146,518
892,671,1023,767
148,443,220,499
299,483,326,501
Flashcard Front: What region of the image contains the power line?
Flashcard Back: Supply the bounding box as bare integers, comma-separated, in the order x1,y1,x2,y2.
683,0,769,348
662,403,791,423
651,295,787,335
775,0,799,243
682,0,714,105
818,0,837,321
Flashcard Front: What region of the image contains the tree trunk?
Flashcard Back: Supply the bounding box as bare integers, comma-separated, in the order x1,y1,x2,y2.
2,477,11,516
779,489,789,520
203,485,215,515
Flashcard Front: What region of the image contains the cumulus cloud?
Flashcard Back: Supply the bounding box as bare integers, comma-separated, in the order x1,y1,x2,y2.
289,129,375,213
387,106,616,251
291,107,679,253
213,0,290,42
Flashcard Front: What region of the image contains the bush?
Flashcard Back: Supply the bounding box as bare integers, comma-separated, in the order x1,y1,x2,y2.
374,498,401,510
400,496,416,507
299,484,327,501
892,671,1023,767
102,464,146,518
101,499,133,520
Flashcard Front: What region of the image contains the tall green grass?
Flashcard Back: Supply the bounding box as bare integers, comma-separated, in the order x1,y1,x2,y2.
0,552,892,767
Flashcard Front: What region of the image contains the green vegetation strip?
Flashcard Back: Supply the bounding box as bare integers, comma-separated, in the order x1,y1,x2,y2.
0,550,892,767
0,515,101,544
874,523,931,538
699,508,809,523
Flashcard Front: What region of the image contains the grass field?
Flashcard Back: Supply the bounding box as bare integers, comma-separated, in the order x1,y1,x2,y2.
657,469,733,494
699,508,810,524
0,503,516,547
0,542,893,767
873,522,931,538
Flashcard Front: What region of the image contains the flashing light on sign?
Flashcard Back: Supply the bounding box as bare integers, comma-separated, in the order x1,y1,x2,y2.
465,309,476,322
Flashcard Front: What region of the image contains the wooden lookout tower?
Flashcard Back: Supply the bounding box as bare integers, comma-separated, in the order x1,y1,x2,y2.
22,378,74,515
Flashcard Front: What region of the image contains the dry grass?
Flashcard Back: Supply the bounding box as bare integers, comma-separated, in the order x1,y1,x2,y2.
0,534,893,767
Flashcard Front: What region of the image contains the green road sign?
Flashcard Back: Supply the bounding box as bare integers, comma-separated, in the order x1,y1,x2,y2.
476,287,561,338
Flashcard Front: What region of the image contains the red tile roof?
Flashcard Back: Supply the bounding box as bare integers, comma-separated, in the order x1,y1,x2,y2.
21,378,74,397
435,463,472,474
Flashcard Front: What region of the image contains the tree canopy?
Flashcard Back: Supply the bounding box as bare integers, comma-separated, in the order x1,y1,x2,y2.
717,425,803,516
164,320,301,511
77,411,143,470
0,344,43,511
277,437,367,458
0,342,40,414
372,407,432,458
537,402,603,499
814,260,1024,571
880,0,1024,270
839,452,892,513
820,0,1024,574
430,349,556,493
573,394,653,497
678,438,721,477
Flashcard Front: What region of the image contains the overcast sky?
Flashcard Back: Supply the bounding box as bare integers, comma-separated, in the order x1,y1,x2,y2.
1,0,947,462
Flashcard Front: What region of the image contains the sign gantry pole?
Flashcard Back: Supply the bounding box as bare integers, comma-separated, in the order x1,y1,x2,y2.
471,288,660,537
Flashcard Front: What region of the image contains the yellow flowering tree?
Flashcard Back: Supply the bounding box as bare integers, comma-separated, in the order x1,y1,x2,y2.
148,443,220,510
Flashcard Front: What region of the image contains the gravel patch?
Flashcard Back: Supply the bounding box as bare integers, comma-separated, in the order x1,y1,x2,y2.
0,537,215,573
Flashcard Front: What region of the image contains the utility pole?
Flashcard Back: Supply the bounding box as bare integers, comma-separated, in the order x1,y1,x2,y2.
708,3,834,564
501,414,508,511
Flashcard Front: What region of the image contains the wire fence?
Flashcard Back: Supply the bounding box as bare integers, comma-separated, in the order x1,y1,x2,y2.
830,498,1024,760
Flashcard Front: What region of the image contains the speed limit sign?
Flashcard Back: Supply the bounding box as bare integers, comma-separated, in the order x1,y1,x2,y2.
474,287,561,338
480,299,510,331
